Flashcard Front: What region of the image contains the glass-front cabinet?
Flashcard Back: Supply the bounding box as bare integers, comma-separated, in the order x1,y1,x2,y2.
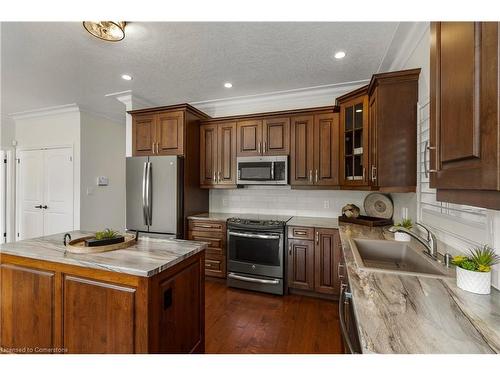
337,87,369,187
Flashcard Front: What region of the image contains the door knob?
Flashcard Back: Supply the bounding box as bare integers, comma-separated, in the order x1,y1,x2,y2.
35,205,42,209
42,205,48,209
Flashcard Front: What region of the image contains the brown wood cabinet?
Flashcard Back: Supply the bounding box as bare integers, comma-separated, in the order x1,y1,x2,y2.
368,69,420,192
188,219,227,278
337,87,370,188
430,22,500,209
237,117,290,156
130,104,208,157
0,251,205,354
287,226,341,297
290,110,339,187
200,122,237,188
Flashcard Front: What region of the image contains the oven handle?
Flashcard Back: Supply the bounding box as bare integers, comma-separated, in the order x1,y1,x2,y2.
228,273,280,285
228,231,281,240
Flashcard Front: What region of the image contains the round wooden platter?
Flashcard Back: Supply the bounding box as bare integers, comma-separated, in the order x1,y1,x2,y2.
65,234,137,254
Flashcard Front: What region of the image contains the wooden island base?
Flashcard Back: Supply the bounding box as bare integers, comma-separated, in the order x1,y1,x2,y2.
0,251,205,354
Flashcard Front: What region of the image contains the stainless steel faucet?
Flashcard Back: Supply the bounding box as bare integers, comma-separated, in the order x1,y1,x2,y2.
388,222,438,259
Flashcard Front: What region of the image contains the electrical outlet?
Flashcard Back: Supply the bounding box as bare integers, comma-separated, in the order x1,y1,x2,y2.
222,198,228,207
86,187,94,195
323,200,330,209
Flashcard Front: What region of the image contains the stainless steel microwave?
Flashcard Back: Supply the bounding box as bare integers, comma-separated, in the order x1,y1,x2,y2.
236,156,288,185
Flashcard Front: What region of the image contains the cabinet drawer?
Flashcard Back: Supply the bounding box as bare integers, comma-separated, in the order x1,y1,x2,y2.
188,231,224,249
205,259,222,272
205,257,226,278
287,226,315,240
188,220,225,232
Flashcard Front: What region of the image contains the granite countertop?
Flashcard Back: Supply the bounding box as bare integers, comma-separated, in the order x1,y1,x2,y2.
0,231,207,278
287,216,339,228
339,223,500,354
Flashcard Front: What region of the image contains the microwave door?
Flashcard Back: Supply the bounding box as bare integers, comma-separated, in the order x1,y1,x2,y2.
238,162,273,181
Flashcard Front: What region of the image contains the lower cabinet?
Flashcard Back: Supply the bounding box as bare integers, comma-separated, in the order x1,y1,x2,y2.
287,226,341,297
188,219,227,278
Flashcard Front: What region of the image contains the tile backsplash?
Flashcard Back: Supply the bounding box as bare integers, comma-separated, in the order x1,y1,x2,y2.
209,186,416,221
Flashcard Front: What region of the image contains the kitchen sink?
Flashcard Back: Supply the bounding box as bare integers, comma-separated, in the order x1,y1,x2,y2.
349,238,451,278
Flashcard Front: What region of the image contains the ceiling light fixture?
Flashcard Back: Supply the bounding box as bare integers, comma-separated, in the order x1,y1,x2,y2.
83,21,126,42
224,82,233,88
121,74,133,81
334,51,346,59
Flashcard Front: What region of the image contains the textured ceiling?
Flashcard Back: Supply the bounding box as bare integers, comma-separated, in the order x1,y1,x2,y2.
1,22,398,121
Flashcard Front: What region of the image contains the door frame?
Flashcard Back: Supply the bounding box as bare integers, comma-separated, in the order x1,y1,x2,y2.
16,145,75,241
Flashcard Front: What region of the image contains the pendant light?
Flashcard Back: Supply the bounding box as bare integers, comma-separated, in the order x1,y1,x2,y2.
83,21,126,42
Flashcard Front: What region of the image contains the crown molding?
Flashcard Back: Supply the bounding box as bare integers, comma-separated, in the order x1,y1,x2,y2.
189,80,370,118
105,90,156,111
379,22,429,73
8,103,80,121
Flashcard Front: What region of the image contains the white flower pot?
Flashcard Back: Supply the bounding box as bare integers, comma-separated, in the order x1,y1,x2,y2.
456,267,491,295
394,232,411,242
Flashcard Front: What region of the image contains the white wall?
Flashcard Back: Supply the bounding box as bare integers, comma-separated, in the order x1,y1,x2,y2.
80,112,126,231
14,109,81,229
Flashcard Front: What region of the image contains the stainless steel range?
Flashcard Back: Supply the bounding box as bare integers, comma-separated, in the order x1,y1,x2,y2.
226,215,291,295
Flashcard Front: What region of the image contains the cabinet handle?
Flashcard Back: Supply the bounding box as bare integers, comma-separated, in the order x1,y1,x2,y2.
263,141,266,154
288,244,292,255
197,224,216,228
35,205,43,209
315,169,318,183
152,142,155,154
213,171,216,183
338,263,345,280
315,231,319,245
258,142,261,154
309,170,313,183
156,142,159,154
42,205,48,209
371,165,377,182
218,171,221,183
424,141,437,178
294,230,307,235
362,167,366,181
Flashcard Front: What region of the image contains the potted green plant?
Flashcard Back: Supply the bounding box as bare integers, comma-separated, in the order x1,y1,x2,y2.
452,245,499,295
393,218,413,242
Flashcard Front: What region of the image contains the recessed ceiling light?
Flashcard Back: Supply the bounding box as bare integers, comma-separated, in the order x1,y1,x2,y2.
121,74,133,81
224,82,233,88
334,51,346,59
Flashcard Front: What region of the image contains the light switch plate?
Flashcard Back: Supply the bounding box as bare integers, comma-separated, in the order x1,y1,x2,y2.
97,176,109,186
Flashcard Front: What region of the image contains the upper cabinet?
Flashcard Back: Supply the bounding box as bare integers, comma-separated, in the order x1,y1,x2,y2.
337,87,370,188
368,69,420,192
430,22,500,209
200,122,237,188
237,117,290,156
129,104,208,157
290,110,339,187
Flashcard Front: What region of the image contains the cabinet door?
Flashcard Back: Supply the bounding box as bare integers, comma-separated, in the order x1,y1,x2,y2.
200,124,218,187
0,264,55,352
339,96,369,186
157,110,184,156
217,122,237,185
430,22,499,193
262,117,290,155
236,119,263,156
314,228,341,295
287,239,314,290
63,276,136,353
132,114,156,156
290,115,314,185
313,113,339,186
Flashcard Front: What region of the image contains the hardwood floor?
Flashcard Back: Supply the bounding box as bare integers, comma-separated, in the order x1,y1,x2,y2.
205,279,343,354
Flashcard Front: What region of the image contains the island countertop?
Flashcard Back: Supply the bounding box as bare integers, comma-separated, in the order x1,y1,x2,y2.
0,231,207,277
339,223,500,354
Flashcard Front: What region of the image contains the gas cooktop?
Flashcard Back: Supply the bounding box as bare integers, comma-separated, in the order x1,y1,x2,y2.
227,214,292,227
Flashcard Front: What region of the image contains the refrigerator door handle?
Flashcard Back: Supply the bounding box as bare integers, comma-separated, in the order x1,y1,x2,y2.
147,162,153,225
142,162,149,226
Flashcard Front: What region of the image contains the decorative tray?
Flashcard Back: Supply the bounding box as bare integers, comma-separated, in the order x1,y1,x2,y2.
338,215,393,227
64,233,137,254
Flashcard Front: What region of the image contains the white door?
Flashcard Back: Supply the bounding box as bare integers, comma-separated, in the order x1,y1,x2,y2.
17,149,44,240
0,151,6,243
17,147,74,240
43,148,74,236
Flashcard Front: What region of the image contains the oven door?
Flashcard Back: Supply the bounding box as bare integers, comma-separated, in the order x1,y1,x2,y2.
227,230,284,278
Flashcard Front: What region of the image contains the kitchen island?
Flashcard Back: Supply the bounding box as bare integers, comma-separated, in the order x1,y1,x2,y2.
0,231,206,354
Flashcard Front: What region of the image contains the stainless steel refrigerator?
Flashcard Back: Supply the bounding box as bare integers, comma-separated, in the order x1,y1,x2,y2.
126,156,183,237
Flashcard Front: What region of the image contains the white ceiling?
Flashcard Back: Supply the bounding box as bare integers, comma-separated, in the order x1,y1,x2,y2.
1,22,399,121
